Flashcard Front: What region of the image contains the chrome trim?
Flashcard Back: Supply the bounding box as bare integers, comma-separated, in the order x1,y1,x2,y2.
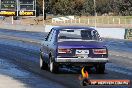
55,57,109,63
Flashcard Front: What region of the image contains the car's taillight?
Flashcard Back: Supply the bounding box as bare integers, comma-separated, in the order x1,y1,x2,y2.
58,49,72,54
93,49,107,54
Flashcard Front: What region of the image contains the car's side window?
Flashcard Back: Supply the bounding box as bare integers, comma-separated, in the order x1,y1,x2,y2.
51,30,56,43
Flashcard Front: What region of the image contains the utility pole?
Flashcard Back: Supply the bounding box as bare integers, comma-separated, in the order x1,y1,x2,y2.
0,0,1,10
43,0,45,25
17,0,19,16
94,0,97,29
35,0,36,16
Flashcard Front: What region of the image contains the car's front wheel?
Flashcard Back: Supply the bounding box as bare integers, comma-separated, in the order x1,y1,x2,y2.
49,57,59,73
95,63,105,74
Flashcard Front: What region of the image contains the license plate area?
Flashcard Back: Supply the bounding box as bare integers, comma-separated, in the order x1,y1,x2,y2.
76,50,89,58
76,49,89,54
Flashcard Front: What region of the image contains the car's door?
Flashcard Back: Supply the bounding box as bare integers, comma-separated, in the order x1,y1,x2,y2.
49,30,58,61
41,29,54,62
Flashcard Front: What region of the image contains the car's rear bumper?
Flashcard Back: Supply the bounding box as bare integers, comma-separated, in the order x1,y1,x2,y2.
55,57,109,63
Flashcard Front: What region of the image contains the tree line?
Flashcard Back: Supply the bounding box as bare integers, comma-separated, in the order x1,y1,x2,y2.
37,0,132,16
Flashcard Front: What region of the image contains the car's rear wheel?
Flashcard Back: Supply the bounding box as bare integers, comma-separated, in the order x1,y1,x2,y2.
40,54,48,70
95,63,105,74
49,57,59,73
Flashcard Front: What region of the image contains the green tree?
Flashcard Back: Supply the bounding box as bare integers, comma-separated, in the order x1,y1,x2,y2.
81,0,94,16
37,0,132,16
96,0,111,15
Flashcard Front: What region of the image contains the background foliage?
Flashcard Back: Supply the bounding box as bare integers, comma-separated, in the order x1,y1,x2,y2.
37,0,132,16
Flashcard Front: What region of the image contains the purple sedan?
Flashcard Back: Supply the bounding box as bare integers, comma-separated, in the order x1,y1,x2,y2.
40,26,109,73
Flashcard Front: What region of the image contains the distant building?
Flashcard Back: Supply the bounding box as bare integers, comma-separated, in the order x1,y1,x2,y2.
19,0,35,11
0,0,16,10
20,0,33,4
0,0,36,16
0,0,36,11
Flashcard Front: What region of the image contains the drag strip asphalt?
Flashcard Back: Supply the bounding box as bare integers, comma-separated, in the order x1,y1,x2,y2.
0,28,132,88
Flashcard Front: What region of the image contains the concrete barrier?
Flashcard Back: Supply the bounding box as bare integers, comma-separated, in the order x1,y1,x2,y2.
52,16,74,23
0,24,130,39
96,28,125,39
0,24,45,32
45,25,127,39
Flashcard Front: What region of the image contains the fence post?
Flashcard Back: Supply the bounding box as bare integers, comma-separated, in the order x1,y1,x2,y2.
108,16,109,24
113,18,115,24
87,19,89,24
101,18,103,24
125,18,127,27
125,18,127,25
75,19,76,24
52,19,53,23
96,18,98,24
119,18,120,24
79,18,80,24
70,19,72,24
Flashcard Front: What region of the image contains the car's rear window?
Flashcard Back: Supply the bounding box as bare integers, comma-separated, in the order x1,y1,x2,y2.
58,29,101,41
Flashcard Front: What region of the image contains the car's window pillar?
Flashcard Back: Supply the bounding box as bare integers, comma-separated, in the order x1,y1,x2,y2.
47,29,54,42
45,29,53,41
91,30,100,40
95,30,102,41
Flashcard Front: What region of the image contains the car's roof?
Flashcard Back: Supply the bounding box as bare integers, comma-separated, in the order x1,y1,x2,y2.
53,26,95,31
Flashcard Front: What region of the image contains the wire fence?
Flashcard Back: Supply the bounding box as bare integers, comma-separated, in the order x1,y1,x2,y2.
0,16,132,28
51,16,132,28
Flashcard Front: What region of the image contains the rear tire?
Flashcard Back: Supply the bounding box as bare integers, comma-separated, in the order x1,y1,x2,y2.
40,54,48,70
49,57,59,73
95,63,105,74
